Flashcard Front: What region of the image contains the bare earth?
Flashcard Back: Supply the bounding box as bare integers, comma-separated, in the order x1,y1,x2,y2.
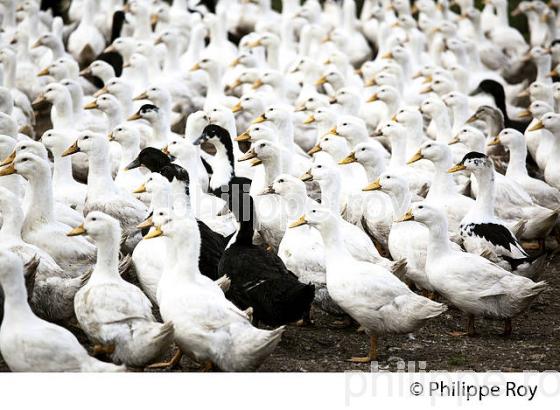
1,252,559,373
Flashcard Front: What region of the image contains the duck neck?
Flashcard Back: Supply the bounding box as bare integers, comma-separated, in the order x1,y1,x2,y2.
451,103,470,134
52,95,75,128
169,230,200,282
164,40,181,73
427,156,457,199
472,167,496,217
426,217,453,257
105,105,124,129
2,56,16,89
209,139,234,190
318,174,342,214
1,270,34,321
236,195,255,245
150,114,170,146
119,142,140,171
318,217,352,265
362,160,386,181
262,156,282,186
92,234,120,279
52,153,76,190
0,204,23,240
432,111,453,142
387,186,411,220
24,169,56,228
389,134,407,167
87,147,118,195
505,142,529,179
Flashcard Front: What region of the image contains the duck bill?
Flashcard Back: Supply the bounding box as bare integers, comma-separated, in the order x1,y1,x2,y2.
161,145,170,155
517,110,531,119
420,86,433,94
259,185,275,195
528,121,545,132
31,94,47,109
229,58,241,67
339,152,356,165
382,52,393,59
307,145,322,155
238,150,257,161
61,141,80,157
303,115,316,124
362,178,381,191
127,112,142,121
448,136,460,145
137,216,153,229
133,91,149,101
250,158,262,167
252,114,267,124
104,44,116,53
289,216,308,228
124,157,141,170
83,100,98,110
300,172,313,182
133,183,147,194
37,67,49,77
80,67,92,76
93,86,108,97
251,79,264,90
326,127,338,136
0,163,16,176
315,76,327,86
367,94,378,103
397,209,414,222
231,102,243,113
447,163,466,173
234,131,251,142
144,226,163,239
407,150,423,165
465,114,478,124
190,63,201,72
294,105,306,112
67,224,86,236
487,136,501,146
1,150,16,166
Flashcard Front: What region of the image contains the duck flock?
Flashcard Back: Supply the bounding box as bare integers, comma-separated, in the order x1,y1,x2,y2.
0,0,559,372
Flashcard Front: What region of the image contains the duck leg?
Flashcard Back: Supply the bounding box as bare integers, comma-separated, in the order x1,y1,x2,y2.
296,307,314,327
92,344,115,356
503,318,512,336
200,360,215,372
348,335,377,363
146,348,183,370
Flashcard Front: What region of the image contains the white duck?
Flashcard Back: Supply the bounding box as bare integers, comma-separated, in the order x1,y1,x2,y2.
289,206,446,362
408,202,547,336
0,249,125,372
70,212,174,367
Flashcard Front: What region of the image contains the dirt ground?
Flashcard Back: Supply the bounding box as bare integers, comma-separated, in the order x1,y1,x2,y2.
1,250,559,373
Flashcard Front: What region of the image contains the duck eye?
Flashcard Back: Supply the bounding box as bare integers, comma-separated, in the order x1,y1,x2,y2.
278,179,284,183
21,146,26,150
361,148,365,151
342,123,347,126
317,165,322,168
92,217,97,221
83,136,89,140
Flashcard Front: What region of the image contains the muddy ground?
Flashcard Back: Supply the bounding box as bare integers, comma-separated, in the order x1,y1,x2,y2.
1,250,559,373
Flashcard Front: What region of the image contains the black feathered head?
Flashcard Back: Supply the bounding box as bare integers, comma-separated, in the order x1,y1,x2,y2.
125,147,170,171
